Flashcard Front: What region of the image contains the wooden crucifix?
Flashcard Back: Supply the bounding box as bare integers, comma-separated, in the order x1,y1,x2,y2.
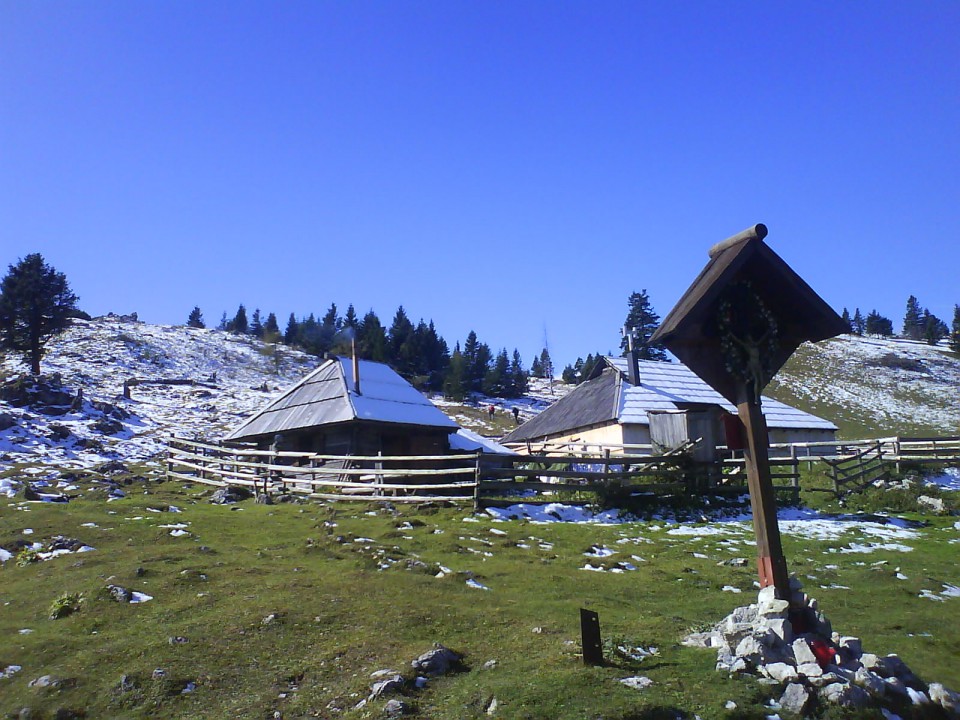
650,224,847,600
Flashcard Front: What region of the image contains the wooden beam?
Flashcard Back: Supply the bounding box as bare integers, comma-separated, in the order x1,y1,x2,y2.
737,400,790,600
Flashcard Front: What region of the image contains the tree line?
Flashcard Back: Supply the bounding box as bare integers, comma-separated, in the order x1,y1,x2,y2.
840,295,956,348
3,253,960,385
187,303,546,400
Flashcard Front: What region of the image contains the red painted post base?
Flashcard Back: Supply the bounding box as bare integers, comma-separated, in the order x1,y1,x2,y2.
757,554,790,598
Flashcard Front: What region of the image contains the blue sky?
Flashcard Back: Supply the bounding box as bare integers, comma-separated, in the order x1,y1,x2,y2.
2,2,958,368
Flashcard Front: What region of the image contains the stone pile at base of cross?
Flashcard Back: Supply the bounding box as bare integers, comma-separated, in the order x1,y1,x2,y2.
683,578,960,717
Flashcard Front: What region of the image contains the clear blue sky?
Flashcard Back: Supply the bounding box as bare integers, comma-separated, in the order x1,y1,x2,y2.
2,2,958,368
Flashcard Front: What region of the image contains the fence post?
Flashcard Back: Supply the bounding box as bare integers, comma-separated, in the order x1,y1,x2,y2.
473,451,483,512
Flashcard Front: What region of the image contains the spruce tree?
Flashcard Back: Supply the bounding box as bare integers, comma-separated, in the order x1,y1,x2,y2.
865,310,893,337
443,344,468,400
228,304,248,335
840,308,851,332
283,313,298,345
922,310,948,345
250,308,263,337
531,355,543,378
561,362,578,384
357,310,388,361
538,347,553,379
483,349,510,397
950,305,960,354
263,312,279,336
187,306,205,328
509,349,528,397
852,308,865,336
0,253,79,375
621,290,667,361
298,313,321,354
218,312,228,331
903,295,923,339
343,304,359,330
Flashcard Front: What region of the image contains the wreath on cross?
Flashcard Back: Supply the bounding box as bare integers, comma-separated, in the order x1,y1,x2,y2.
715,281,779,403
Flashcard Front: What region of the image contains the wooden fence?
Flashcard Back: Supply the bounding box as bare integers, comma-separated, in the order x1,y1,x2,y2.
165,437,481,503
822,441,889,496
166,434,957,506
165,436,804,508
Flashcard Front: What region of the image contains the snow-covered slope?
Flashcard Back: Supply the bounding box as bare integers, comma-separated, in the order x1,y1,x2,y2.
767,335,960,439
0,317,316,469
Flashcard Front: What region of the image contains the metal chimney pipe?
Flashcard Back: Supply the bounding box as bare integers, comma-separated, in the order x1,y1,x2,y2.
627,348,640,386
351,336,361,395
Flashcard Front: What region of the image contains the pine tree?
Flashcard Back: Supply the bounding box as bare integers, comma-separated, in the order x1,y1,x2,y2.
949,305,960,353
561,362,578,384
0,253,79,375
228,304,248,335
531,355,543,378
462,331,491,393
538,347,553,379
250,308,263,337
357,310,388,361
852,308,865,336
922,310,948,345
840,308,851,333
865,310,893,337
263,312,279,336
343,304,359,330
419,320,450,390
508,349,528,397
483,349,510,397
621,290,667,361
283,313,298,345
903,295,923,339
298,313,321,354
443,344,468,400
187,306,205,328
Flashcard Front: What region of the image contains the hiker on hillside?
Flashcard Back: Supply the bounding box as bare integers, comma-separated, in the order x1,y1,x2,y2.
512,406,520,424
487,404,495,419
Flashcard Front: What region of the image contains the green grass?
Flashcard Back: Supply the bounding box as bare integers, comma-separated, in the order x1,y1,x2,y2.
1,474,959,719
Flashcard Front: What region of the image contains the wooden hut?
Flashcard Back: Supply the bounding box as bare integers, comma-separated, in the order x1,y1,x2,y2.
501,356,837,452
224,356,459,455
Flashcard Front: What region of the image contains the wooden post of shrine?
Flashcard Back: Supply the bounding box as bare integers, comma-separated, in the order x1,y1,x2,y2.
650,224,847,601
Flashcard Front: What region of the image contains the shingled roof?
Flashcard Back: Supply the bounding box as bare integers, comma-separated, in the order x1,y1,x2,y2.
501,367,624,443
501,357,836,444
225,356,458,442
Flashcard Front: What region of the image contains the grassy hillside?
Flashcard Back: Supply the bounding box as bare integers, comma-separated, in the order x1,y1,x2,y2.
766,336,960,440
2,469,959,719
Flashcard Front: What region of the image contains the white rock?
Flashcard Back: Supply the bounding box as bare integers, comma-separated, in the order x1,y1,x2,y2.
852,668,886,698
797,663,823,678
928,683,960,713
735,635,763,661
819,682,870,708
764,663,799,683
619,676,653,690
762,618,793,644
759,598,790,617
779,683,810,716
905,687,930,705
758,586,778,605
807,672,842,688
791,639,819,666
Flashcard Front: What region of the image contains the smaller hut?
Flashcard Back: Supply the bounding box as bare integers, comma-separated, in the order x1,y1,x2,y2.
225,356,459,455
